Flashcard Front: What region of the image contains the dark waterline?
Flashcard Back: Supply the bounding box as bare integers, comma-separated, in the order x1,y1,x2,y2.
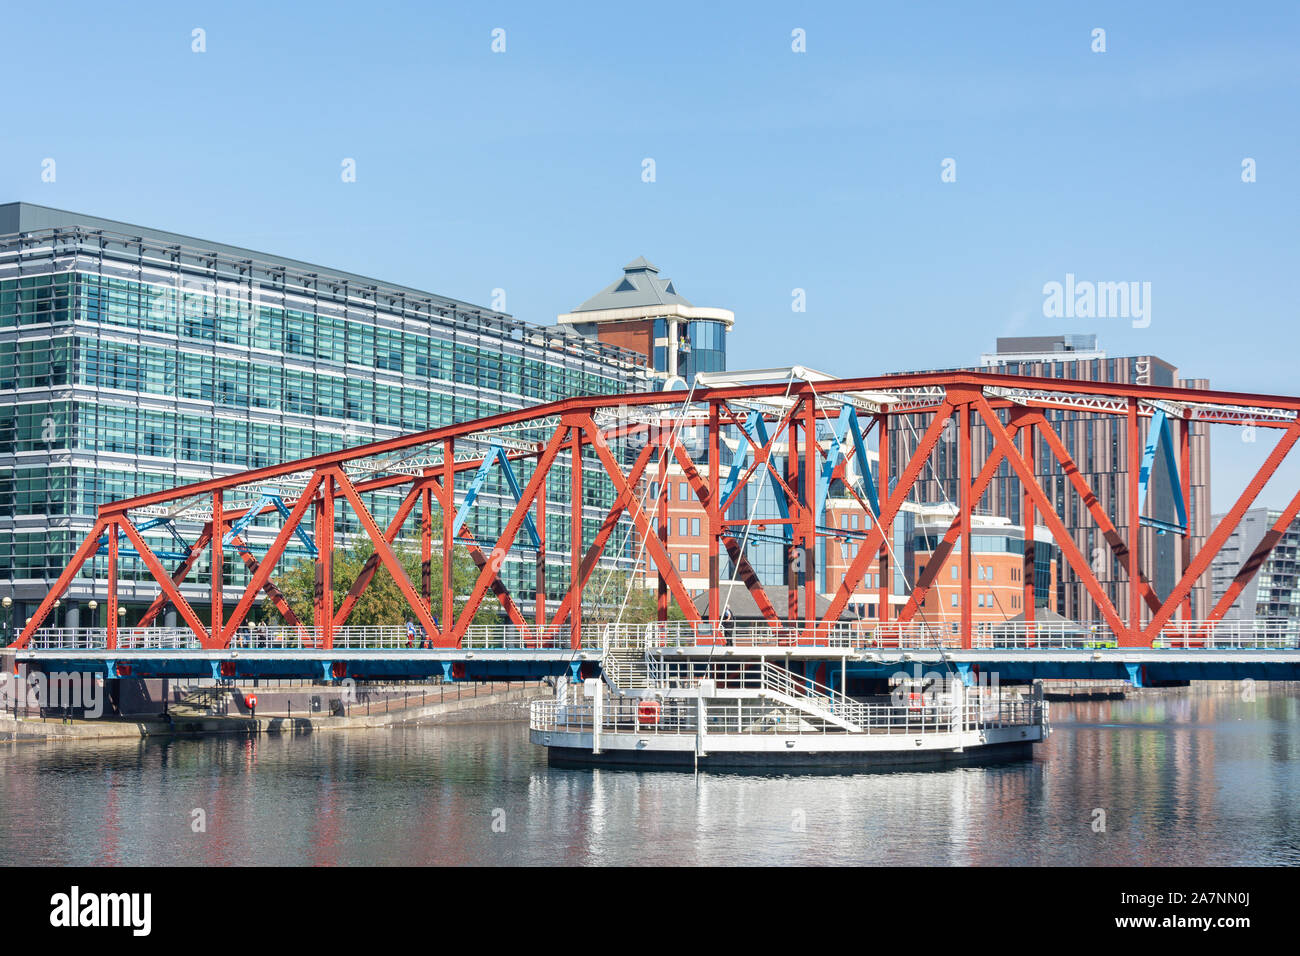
3,688,1298,866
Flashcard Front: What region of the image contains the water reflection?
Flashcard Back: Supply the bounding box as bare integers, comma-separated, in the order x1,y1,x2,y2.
1,689,1297,865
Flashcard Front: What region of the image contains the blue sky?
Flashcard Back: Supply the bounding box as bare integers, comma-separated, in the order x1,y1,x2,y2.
3,1,1298,509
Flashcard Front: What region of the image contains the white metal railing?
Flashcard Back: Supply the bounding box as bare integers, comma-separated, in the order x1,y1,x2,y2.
17,618,1300,652
530,688,1045,738
1153,619,1300,649
19,623,604,652
647,657,870,727
603,619,1300,651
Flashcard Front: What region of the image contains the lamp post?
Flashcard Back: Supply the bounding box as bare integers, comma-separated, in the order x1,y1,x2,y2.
87,600,99,630
1,595,11,646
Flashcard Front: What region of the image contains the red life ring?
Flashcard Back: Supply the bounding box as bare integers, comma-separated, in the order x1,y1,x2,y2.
245,694,258,709
637,700,661,725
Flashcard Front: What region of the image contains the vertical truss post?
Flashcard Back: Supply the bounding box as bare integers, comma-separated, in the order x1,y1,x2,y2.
14,518,106,648
1179,415,1193,620
535,471,547,630
116,518,212,647
822,401,957,626
876,412,890,623
803,394,818,636
958,399,973,650
442,439,454,630
657,437,669,623
421,482,433,610
317,475,334,649
707,402,721,622
971,395,1127,640
222,472,325,643
106,519,119,650
896,420,1022,623
570,430,583,650
211,490,223,642
1032,412,1162,613
1019,414,1036,633
785,415,799,624
1127,398,1142,640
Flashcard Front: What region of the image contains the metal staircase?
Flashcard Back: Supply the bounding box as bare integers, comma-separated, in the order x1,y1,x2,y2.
601,649,653,691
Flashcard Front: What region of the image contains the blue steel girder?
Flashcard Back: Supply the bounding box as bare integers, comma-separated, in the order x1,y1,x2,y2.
98,518,191,562
1137,408,1188,535
452,445,541,549
721,412,793,543
815,405,880,592
222,492,318,558
815,404,880,520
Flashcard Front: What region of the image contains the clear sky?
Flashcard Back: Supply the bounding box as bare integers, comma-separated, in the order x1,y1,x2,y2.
2,1,1298,510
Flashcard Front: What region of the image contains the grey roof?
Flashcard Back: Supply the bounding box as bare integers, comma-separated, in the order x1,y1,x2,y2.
692,583,862,621
0,201,502,319
571,256,693,312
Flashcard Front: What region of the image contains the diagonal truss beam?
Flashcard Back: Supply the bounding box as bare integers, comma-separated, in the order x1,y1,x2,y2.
1208,485,1300,621
1029,411,1164,614
896,419,1023,621
221,472,325,643
138,526,212,627
450,422,570,641
1143,422,1300,641
821,400,957,625
577,416,703,624
116,519,211,647
329,466,445,644
669,435,783,627
971,394,1128,640
14,518,108,649
548,441,656,627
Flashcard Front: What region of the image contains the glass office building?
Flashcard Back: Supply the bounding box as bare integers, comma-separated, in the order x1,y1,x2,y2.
0,203,653,632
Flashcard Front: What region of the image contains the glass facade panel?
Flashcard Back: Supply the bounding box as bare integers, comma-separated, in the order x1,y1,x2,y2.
0,216,652,624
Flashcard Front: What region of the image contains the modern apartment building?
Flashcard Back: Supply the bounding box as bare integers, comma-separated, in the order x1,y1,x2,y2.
892,334,1211,623
0,203,654,634
1209,508,1300,620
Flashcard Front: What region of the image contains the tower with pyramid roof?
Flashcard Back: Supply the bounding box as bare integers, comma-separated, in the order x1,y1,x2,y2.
558,257,734,383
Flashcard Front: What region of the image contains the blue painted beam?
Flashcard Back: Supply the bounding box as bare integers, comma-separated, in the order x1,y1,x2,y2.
1137,409,1188,534
453,446,541,548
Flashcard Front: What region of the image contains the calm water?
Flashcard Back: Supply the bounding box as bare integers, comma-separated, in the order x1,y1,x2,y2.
3,688,1298,866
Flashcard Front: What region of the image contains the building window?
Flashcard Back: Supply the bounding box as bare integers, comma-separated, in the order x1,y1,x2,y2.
678,517,687,536
951,594,959,607
691,517,700,536
678,553,687,572
691,553,700,573
679,482,688,501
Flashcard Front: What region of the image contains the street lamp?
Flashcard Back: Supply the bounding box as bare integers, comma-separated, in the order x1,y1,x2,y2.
88,599,98,629
1,595,11,645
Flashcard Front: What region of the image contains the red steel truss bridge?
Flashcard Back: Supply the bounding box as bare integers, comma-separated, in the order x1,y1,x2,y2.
8,369,1300,686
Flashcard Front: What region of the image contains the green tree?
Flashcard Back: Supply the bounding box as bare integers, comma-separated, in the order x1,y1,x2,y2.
268,538,500,629
581,569,687,625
